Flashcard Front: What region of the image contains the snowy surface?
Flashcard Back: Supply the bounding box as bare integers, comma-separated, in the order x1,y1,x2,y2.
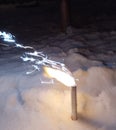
0,6,116,130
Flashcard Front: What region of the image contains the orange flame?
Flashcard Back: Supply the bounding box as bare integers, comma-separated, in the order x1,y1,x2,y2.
44,67,76,87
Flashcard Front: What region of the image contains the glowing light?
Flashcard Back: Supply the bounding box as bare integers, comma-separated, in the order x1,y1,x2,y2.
40,78,54,84
21,50,69,75
0,31,15,43
15,43,33,49
0,31,77,86
44,67,76,87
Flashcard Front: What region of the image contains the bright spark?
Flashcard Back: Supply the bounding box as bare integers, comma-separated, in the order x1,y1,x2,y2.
15,43,34,49
44,67,76,87
0,31,15,43
0,31,77,87
40,78,54,84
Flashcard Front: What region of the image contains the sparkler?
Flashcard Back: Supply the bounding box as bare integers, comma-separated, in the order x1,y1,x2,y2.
0,31,67,74
44,67,78,120
0,31,78,120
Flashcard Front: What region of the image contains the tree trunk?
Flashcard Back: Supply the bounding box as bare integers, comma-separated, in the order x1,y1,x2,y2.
60,0,70,32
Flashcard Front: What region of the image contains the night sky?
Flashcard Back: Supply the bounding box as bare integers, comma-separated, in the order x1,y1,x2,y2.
0,0,116,39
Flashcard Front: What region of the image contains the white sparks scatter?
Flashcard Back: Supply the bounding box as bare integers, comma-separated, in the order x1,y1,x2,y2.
0,31,15,43
0,31,76,86
40,78,54,84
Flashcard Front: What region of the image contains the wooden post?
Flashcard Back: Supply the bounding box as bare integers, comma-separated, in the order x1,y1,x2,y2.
60,0,70,32
71,86,77,120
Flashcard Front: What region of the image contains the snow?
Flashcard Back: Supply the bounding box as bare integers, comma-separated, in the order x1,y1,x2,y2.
0,66,116,130
0,6,116,130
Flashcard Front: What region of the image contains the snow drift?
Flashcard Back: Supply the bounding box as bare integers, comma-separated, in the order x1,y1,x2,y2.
0,64,116,130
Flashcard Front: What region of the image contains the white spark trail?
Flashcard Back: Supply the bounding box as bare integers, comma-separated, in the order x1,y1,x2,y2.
0,31,15,43
15,43,34,49
40,78,54,84
0,31,76,85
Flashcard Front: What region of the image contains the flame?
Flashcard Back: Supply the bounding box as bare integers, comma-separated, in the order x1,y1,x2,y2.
44,67,76,87
0,31,76,84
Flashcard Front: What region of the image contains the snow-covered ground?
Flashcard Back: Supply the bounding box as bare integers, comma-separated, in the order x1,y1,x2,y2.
0,6,116,130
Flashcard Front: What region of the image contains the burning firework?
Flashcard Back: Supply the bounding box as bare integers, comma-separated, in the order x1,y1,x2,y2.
0,31,75,83
0,31,78,120
44,67,76,87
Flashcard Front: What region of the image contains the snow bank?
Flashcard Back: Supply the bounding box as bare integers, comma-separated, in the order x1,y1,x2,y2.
75,67,116,126
0,66,116,130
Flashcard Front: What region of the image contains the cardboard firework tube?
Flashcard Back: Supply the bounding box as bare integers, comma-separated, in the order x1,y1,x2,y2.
71,86,77,120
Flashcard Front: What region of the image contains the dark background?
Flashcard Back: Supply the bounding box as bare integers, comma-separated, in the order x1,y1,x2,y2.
0,0,116,26
0,0,116,42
